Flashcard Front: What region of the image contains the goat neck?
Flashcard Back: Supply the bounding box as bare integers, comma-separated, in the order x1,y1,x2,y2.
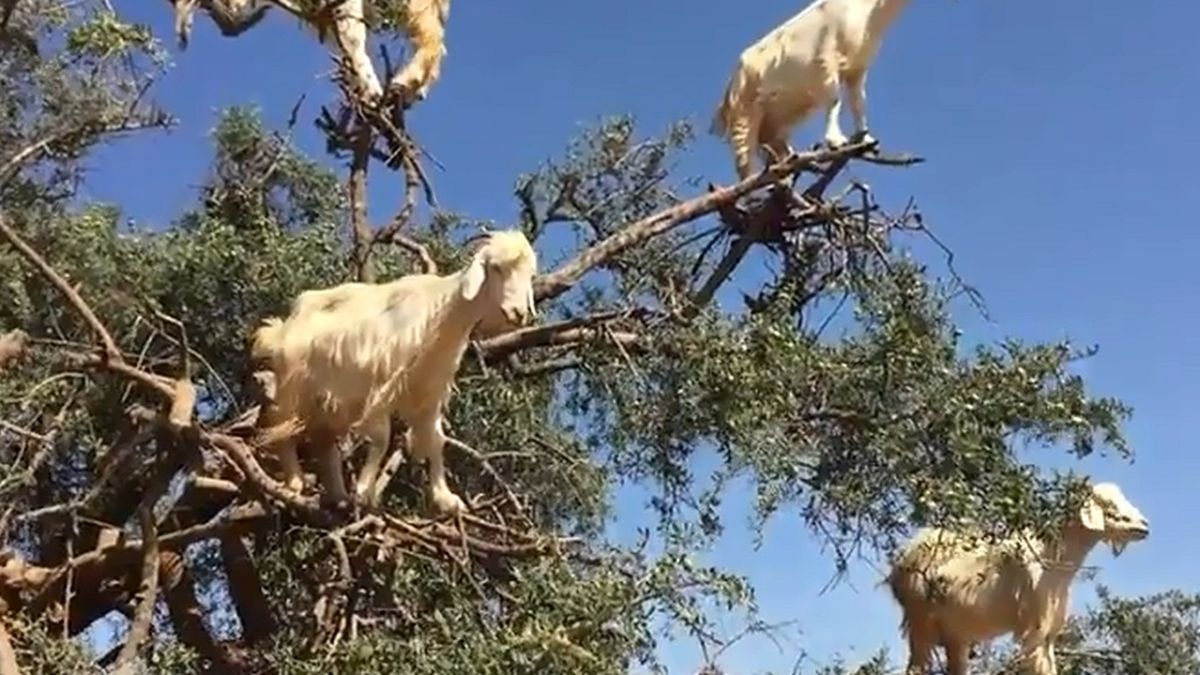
1039,522,1101,580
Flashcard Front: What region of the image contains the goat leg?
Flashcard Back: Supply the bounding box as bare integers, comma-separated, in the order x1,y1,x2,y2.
407,414,464,515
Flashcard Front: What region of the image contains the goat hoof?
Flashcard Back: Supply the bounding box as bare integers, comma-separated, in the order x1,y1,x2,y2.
854,131,878,147
823,135,849,149
431,490,466,517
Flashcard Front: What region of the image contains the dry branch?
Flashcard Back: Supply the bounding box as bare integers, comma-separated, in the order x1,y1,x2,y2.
476,310,648,361
219,534,276,645
533,141,918,303
112,505,158,673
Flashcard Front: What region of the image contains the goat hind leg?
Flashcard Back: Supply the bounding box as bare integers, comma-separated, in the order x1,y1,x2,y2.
758,117,795,167
903,619,935,675
844,71,876,145
407,413,465,515
728,108,763,181
277,441,305,495
820,69,849,148
944,640,970,675
390,0,448,102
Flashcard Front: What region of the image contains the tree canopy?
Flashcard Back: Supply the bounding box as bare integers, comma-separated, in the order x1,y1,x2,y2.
0,2,1194,674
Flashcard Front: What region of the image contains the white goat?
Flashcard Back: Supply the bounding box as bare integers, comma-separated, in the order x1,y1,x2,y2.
711,0,916,180
251,230,538,514
886,481,1150,675
174,0,450,104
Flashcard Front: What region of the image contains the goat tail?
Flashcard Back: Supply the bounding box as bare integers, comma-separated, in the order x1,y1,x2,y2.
251,318,286,363
710,62,758,139
888,562,912,634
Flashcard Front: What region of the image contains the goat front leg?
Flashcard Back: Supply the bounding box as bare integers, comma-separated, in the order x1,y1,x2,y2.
312,430,352,509
353,415,391,507
844,70,876,145
276,440,305,495
406,411,465,515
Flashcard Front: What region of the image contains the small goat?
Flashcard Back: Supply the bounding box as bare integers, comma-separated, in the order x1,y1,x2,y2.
711,0,916,180
174,0,450,104
887,481,1150,675
251,230,538,514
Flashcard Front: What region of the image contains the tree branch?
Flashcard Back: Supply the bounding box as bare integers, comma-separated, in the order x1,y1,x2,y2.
219,534,276,645
475,310,647,361
0,211,122,360
348,124,375,282
112,505,158,674
533,141,917,303
160,549,245,672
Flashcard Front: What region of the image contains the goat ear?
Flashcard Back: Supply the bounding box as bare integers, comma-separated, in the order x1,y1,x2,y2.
1079,497,1106,532
461,255,487,301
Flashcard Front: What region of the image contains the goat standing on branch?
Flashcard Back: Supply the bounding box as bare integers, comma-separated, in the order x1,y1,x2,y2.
251,230,539,515
711,0,919,180
169,0,451,106
887,481,1151,675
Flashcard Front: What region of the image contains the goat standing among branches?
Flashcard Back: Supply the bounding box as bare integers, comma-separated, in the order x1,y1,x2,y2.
251,230,539,515
711,0,921,180
887,481,1151,675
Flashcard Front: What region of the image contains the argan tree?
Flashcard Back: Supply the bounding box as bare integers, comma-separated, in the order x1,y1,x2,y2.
0,2,1193,674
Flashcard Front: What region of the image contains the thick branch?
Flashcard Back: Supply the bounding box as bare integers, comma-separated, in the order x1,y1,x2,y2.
532,141,903,303
160,549,243,672
348,126,375,282
219,534,276,645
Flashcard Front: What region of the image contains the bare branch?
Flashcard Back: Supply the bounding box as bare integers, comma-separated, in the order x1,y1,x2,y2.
533,141,918,303
113,505,158,674
348,124,375,282
476,311,647,361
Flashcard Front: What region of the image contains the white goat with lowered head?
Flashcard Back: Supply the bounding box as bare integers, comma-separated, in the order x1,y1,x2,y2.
711,0,917,180
886,481,1150,675
251,229,538,515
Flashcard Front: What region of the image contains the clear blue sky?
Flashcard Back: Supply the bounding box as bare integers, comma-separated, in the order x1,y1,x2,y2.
84,1,1200,672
